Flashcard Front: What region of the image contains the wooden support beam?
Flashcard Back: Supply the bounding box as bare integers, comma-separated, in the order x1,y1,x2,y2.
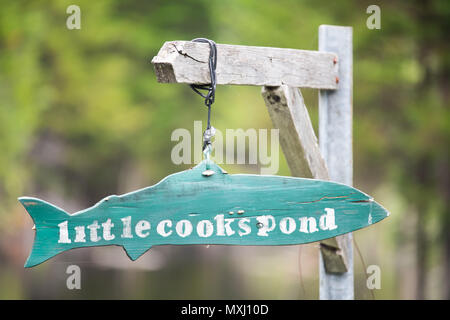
152,41,338,89
262,86,328,180
262,85,348,274
318,25,354,300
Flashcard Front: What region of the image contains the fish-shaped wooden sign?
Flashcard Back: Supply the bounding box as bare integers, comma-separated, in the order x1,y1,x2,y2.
19,160,389,267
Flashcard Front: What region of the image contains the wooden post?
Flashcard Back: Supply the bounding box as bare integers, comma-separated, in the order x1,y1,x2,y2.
318,25,354,299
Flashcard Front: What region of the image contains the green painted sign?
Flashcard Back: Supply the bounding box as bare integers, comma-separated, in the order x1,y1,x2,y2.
19,160,389,267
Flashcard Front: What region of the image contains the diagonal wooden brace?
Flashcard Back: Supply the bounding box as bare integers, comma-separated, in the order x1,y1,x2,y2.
261,85,348,273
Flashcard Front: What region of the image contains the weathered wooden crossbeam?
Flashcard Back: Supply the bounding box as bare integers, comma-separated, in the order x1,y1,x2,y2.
151,41,338,89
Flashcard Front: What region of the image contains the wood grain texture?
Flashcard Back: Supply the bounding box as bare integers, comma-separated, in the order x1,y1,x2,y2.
151,41,338,89
318,25,354,300
19,160,388,268
262,85,348,273
262,85,329,180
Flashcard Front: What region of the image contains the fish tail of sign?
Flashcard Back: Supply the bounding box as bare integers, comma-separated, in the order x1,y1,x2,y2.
18,197,70,268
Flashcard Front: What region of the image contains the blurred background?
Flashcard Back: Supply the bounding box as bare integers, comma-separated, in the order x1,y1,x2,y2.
0,0,448,299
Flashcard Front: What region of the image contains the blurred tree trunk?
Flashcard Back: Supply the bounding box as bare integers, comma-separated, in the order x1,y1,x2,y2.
444,213,450,299
411,0,449,299
413,157,429,299
416,204,426,299
435,26,450,298
439,159,450,299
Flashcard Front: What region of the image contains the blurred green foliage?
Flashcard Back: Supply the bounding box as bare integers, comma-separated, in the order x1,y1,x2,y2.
0,0,448,299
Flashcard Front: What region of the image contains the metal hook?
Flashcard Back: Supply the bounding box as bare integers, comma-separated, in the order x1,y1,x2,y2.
189,38,217,111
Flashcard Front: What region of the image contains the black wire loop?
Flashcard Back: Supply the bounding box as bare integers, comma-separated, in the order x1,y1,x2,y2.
189,38,217,151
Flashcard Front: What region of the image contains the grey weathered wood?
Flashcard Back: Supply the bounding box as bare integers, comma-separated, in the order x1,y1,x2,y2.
320,237,350,274
152,41,338,89
262,85,328,180
318,25,354,300
262,85,348,273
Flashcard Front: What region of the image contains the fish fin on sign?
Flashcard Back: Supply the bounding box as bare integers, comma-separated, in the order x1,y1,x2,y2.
123,244,152,261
